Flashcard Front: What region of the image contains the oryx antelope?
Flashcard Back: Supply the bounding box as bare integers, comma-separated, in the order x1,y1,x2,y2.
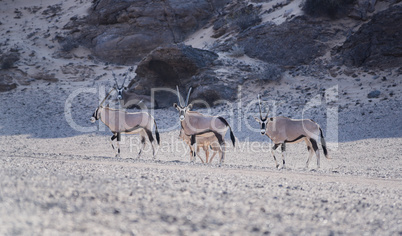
179,129,222,164
174,86,235,165
254,95,330,169
113,70,157,109
90,89,160,158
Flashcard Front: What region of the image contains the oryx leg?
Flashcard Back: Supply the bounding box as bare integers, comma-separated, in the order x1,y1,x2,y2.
190,135,197,163
271,144,280,169
137,135,146,158
189,149,194,162
304,138,314,169
219,143,225,165
281,143,286,169
144,129,156,158
196,146,205,163
310,138,321,169
205,146,209,164
115,132,121,158
212,133,225,165
209,150,217,164
110,134,117,150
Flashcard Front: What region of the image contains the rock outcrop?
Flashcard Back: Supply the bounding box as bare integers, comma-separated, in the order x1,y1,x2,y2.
336,5,402,69
66,0,230,64
237,16,333,67
127,44,238,108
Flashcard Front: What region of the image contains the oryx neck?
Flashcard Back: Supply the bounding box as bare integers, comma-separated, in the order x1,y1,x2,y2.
186,110,203,116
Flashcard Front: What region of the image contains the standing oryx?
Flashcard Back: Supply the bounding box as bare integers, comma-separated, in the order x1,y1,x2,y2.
254,95,330,169
112,70,156,109
179,129,221,164
174,86,235,165
90,89,160,158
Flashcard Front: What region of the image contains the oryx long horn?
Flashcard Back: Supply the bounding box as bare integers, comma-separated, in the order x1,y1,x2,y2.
176,86,183,106
258,94,263,119
121,72,128,89
111,70,119,88
100,88,115,106
185,87,192,106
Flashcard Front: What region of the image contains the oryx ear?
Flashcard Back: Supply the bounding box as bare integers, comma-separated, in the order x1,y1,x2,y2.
254,117,261,123
187,104,193,110
173,103,178,108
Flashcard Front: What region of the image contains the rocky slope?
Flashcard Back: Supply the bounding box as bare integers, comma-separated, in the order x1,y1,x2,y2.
0,0,401,103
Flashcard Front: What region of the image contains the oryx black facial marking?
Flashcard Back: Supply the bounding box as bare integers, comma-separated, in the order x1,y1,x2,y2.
117,88,124,100
92,107,100,121
112,67,152,109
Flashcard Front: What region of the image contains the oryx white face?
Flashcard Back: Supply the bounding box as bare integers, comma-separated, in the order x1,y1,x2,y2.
254,117,268,135
117,87,126,100
174,103,192,121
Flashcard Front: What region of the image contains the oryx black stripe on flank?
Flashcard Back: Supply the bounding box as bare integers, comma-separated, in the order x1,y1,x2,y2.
184,129,216,136
186,129,224,146
124,125,141,133
284,135,305,143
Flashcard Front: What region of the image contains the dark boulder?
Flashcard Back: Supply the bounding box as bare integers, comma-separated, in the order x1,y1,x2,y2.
336,5,402,69
0,69,21,92
237,16,332,67
66,0,230,64
127,44,237,108
0,77,17,92
1,50,20,70
367,90,381,98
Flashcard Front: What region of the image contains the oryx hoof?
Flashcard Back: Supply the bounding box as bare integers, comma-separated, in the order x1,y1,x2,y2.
276,164,280,169
115,154,121,158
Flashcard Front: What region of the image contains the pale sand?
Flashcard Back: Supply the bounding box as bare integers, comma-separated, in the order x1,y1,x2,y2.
1,0,401,235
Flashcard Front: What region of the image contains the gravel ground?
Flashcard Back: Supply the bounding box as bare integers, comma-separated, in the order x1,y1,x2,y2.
0,82,401,235
1,0,401,234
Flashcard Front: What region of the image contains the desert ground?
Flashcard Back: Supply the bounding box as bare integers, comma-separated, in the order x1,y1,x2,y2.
0,72,401,235
1,0,402,235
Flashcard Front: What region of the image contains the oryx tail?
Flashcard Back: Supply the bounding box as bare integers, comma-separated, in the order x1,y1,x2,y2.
218,117,235,147
319,128,329,159
154,119,160,145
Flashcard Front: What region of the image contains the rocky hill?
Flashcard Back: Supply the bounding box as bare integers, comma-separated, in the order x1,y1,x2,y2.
0,0,401,107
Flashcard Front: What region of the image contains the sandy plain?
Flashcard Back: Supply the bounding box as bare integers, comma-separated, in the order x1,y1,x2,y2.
1,0,401,235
